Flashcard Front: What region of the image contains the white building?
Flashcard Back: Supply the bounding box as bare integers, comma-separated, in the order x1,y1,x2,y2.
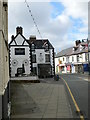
9,27,31,77
9,27,55,78
55,40,89,74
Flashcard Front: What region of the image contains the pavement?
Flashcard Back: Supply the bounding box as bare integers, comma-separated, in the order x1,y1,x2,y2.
10,76,38,81
10,77,73,119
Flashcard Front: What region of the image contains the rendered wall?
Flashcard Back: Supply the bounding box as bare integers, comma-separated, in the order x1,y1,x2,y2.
10,46,31,76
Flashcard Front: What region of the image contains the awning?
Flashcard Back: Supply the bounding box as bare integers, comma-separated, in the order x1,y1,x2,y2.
73,63,82,65
58,64,65,66
65,63,72,66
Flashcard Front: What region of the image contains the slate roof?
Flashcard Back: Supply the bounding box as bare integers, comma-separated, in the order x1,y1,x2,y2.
55,41,89,58
72,42,88,55
9,32,54,49
27,39,54,49
55,47,73,58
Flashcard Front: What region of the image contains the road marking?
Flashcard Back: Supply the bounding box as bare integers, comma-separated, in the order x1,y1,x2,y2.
78,77,88,81
61,76,84,120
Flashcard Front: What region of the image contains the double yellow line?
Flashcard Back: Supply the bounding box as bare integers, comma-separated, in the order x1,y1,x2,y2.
61,76,84,120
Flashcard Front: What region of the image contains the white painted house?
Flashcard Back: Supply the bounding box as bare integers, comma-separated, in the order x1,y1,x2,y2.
9,27,31,77
9,27,55,78
55,40,89,74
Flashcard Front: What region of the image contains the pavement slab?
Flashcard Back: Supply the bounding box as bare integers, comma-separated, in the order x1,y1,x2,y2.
10,79,73,119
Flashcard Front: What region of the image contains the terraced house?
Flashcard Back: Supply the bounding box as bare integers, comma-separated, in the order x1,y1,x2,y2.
9,27,55,78
0,0,10,119
55,39,89,74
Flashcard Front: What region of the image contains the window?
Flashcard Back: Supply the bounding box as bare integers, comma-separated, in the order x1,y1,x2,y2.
77,55,79,62
32,44,35,51
15,48,25,55
72,56,74,62
66,57,69,62
45,44,49,52
32,54,36,63
63,57,64,61
45,54,50,62
85,53,88,62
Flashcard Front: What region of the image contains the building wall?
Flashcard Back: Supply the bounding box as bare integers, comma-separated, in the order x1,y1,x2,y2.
10,46,31,77
0,0,9,95
69,56,72,63
0,0,9,119
0,95,2,120
55,52,88,74
32,48,54,76
82,53,86,63
50,49,55,75
35,49,45,63
73,55,77,63
55,57,59,73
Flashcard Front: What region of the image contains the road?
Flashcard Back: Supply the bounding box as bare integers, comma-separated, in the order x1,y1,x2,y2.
60,74,88,118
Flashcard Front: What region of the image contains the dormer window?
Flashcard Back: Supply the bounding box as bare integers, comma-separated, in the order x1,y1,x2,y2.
45,43,49,52
80,45,83,51
73,47,75,52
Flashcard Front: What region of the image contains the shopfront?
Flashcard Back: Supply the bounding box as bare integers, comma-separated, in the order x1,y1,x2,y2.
74,63,84,73
66,63,72,73
83,64,88,72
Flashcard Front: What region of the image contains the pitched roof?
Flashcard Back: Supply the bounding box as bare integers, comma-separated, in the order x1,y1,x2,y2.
55,47,73,58
72,42,88,55
9,33,29,46
27,39,54,49
56,41,89,58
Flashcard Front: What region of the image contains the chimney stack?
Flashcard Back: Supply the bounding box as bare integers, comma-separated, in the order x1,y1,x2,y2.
29,35,36,43
16,26,23,35
75,40,81,46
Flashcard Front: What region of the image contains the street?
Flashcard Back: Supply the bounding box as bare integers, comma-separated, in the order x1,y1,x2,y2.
60,74,88,118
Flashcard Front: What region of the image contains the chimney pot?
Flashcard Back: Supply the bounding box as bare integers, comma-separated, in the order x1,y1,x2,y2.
75,40,81,46
29,35,36,43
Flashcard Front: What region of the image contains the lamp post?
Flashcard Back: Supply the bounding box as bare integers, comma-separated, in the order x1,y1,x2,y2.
87,38,90,75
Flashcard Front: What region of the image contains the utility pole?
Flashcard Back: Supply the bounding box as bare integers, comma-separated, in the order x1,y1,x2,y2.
87,38,90,75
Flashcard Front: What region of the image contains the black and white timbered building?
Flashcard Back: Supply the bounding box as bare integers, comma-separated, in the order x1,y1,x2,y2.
9,27,55,78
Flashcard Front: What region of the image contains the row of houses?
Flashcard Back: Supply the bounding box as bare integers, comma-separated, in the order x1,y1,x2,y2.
9,27,55,78
55,40,89,74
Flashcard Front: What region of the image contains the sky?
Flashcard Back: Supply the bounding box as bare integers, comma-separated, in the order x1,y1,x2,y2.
8,0,89,53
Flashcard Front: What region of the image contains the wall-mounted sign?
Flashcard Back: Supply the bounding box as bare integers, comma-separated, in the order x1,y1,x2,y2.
15,48,25,55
